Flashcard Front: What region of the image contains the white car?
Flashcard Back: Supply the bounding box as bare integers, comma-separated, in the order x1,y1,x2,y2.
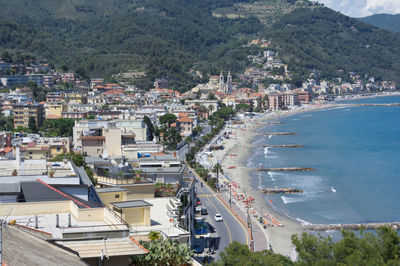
214,213,223,222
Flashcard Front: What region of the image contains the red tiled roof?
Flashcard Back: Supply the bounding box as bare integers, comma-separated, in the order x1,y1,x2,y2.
178,117,193,123
46,114,61,119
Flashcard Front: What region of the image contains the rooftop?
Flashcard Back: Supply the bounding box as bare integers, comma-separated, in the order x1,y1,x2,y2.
96,187,127,193
55,237,147,258
2,226,86,265
111,200,153,209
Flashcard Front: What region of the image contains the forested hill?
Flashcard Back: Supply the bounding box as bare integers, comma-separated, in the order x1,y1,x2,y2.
0,0,263,90
267,7,400,83
1,0,400,89
358,14,400,34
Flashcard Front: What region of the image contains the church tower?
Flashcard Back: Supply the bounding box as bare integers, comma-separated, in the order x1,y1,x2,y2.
219,71,225,91
226,71,232,94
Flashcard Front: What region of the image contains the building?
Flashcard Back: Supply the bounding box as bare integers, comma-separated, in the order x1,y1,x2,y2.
0,75,44,88
15,135,70,160
176,115,193,137
268,92,283,111
46,92,63,102
282,91,300,108
12,103,44,128
73,120,147,156
63,73,75,83
46,102,68,119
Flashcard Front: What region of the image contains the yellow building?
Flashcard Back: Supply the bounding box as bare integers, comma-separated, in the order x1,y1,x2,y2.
111,200,152,226
47,102,68,119
96,187,128,207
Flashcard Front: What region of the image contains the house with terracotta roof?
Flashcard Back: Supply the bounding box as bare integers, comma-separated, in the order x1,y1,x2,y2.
176,115,194,137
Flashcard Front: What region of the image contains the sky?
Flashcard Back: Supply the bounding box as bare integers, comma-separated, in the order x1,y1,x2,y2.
316,0,400,18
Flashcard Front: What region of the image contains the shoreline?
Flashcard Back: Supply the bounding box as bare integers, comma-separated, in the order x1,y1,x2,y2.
211,92,400,256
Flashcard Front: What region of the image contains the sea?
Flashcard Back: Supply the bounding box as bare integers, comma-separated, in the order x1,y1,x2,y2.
247,95,400,227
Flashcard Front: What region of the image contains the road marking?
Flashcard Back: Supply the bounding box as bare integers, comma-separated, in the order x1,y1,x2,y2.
205,195,232,244
198,194,216,197
216,195,250,246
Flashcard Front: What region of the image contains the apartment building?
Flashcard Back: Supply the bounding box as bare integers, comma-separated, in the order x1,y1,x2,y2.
12,103,44,128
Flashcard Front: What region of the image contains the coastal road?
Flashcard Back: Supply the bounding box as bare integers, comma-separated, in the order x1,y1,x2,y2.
195,181,250,259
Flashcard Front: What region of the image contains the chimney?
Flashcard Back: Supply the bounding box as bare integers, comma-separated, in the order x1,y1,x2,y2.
68,214,72,227
16,146,20,169
5,133,11,147
56,214,59,228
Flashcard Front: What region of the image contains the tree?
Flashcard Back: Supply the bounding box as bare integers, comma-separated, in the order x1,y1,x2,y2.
212,163,223,191
28,117,37,133
292,227,400,265
208,104,215,117
131,239,193,266
159,113,177,129
214,241,293,266
143,116,155,141
148,231,161,241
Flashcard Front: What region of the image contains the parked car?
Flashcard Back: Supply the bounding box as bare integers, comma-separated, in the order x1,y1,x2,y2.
201,208,208,215
214,213,223,222
192,243,204,254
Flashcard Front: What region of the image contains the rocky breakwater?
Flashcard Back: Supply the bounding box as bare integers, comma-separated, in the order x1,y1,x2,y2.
262,188,304,194
256,167,316,172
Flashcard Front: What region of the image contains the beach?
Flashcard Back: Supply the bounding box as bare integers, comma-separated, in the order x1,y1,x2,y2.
208,105,334,256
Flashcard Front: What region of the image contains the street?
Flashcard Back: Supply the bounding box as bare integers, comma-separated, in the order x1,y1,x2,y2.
193,180,249,261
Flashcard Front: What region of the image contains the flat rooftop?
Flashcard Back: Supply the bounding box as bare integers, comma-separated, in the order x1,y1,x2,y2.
111,200,152,209
96,187,127,193
8,212,127,239
55,237,147,258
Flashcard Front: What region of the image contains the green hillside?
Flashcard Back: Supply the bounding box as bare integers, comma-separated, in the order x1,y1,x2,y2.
358,14,400,34
1,0,400,89
0,0,263,90
266,7,400,82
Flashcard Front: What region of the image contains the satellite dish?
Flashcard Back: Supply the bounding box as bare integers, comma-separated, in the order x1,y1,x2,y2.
124,162,129,167
111,159,116,165
118,163,124,168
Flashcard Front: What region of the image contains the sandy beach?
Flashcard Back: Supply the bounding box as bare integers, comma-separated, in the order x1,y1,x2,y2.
209,106,330,256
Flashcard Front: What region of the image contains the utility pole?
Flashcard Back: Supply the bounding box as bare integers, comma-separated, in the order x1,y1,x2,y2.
244,190,255,252
229,185,232,208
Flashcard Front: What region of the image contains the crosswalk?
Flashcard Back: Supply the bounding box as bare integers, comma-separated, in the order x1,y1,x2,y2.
197,194,216,197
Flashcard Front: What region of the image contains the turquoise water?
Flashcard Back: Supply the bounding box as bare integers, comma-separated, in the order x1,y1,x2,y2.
248,95,400,225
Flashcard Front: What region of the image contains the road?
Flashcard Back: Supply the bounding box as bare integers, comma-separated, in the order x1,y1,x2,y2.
194,180,249,260
177,122,212,161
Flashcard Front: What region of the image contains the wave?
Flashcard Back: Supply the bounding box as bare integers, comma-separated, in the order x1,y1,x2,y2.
281,195,305,204
264,147,269,158
296,217,311,226
257,172,263,190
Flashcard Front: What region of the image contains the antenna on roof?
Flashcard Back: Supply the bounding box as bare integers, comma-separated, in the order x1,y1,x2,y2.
0,208,15,264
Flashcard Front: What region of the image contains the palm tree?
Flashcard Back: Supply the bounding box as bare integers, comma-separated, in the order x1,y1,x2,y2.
148,231,161,241
212,163,223,191
208,104,215,117
185,136,193,149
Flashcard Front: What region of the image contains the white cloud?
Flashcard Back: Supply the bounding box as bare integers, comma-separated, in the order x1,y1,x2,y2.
317,0,400,17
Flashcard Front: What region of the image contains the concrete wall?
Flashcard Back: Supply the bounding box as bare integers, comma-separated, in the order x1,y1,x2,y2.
0,201,70,216
98,191,127,207
105,128,122,156
122,206,150,226
122,184,155,200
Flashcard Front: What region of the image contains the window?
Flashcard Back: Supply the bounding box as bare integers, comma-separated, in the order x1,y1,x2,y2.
56,147,60,152
115,194,120,199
